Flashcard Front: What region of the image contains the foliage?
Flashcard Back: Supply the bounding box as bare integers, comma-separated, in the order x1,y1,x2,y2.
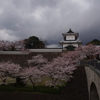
0,40,15,51
20,52,79,89
24,36,45,49
0,61,21,84
0,40,25,51
0,36,45,51
27,54,48,66
76,44,100,60
86,39,100,45
14,40,25,51
42,51,80,88
20,67,45,90
0,47,90,90
20,54,48,90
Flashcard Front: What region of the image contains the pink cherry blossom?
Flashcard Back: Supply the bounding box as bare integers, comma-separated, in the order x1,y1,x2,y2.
27,54,48,67
76,44,100,59
0,61,21,84
20,50,82,89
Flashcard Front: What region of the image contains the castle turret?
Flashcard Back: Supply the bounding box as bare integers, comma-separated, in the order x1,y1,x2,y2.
59,29,82,50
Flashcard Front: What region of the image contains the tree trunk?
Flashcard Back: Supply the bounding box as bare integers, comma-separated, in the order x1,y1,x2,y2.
29,77,37,91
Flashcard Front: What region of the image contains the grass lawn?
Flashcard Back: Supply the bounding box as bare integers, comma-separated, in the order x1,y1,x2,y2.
0,76,66,94
0,84,65,94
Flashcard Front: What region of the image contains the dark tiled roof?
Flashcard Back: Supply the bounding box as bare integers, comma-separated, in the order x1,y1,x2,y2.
67,28,74,33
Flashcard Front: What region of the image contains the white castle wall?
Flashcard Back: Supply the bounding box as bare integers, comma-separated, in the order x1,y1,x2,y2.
0,49,62,54
29,49,62,52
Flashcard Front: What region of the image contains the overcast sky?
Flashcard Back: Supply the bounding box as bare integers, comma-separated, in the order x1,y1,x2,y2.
0,0,100,47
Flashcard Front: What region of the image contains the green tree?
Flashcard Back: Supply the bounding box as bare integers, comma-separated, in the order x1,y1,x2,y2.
86,39,100,45
24,36,45,49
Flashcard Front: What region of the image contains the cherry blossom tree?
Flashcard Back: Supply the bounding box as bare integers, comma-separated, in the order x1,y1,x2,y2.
0,61,21,84
76,44,100,60
27,54,48,67
20,54,48,90
14,40,26,51
20,67,45,90
62,50,82,65
20,51,81,89
42,52,78,88
0,40,26,51
0,40,15,51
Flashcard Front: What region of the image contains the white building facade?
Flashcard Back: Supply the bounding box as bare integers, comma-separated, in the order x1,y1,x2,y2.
59,29,82,50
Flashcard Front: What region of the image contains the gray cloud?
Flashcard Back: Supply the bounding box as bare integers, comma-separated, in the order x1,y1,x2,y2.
0,0,99,45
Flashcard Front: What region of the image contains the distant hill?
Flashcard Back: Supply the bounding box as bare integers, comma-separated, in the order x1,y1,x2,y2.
86,39,100,45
